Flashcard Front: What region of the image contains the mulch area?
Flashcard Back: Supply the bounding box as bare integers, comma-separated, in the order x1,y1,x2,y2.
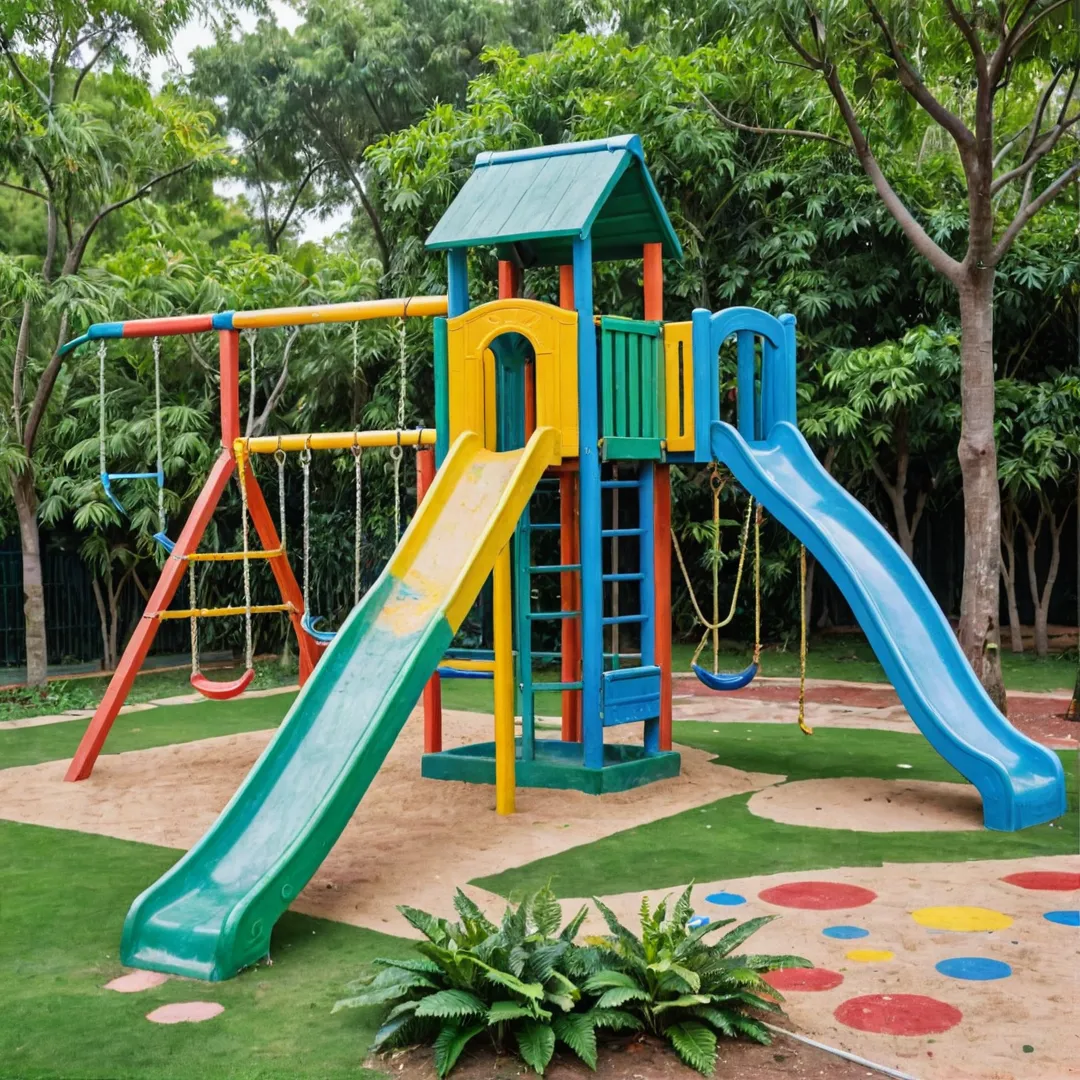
677,677,1078,748
379,1032,878,1080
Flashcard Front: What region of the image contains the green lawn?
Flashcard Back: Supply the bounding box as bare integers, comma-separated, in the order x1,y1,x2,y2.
4,633,1072,724
0,820,408,1080
473,723,1079,900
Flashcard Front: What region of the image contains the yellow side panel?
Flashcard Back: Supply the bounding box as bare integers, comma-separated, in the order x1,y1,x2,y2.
663,321,695,453
446,299,578,466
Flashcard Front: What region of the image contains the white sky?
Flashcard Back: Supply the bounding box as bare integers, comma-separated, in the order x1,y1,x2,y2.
148,1,352,243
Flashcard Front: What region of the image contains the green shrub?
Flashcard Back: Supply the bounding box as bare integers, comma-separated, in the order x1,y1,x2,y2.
333,887,628,1077
579,886,811,1075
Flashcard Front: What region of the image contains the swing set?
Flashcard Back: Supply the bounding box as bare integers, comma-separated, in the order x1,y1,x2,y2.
673,464,812,735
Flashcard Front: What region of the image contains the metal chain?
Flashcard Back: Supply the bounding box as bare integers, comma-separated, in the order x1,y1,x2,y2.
238,447,254,672
352,444,363,606
275,445,287,551
391,439,403,542
244,330,257,437
351,322,360,426
798,543,812,735
753,505,763,665
153,336,166,534
391,316,408,543
98,340,107,481
396,316,407,431
189,559,200,676
300,442,312,612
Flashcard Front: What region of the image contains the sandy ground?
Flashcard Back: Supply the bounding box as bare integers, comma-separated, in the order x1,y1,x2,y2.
0,707,782,932
568,857,1080,1080
748,777,986,832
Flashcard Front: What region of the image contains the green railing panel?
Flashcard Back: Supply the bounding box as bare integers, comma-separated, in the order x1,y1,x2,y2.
600,317,664,461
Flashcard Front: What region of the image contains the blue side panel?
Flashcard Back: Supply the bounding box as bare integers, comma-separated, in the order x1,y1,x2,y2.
710,419,1066,832
602,665,661,726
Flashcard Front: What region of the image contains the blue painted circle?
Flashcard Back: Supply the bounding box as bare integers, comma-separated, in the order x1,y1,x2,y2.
688,915,710,930
822,925,870,940
705,891,746,906
935,957,1012,981
1043,910,1080,927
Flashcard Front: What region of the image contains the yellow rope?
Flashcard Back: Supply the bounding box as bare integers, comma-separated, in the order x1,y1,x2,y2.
669,466,756,672
798,543,812,735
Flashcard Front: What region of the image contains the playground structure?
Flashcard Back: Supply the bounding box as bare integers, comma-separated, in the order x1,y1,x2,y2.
57,134,1065,983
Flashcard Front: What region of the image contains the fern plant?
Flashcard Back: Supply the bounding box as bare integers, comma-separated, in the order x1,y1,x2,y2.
334,887,629,1077
579,887,811,1076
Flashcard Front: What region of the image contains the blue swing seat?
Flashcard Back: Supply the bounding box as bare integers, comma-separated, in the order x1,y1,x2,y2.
301,612,337,644
691,660,759,692
436,665,494,680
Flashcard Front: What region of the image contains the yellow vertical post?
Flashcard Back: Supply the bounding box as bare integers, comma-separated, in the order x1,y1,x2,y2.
493,542,516,815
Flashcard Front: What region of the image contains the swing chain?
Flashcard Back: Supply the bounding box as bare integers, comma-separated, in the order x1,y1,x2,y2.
300,441,312,614
391,315,408,543
753,505,763,666
798,543,813,735
275,443,287,551
352,441,363,607
189,559,200,677
243,330,258,438
237,446,254,672
391,432,402,542
98,340,108,482
153,336,165,535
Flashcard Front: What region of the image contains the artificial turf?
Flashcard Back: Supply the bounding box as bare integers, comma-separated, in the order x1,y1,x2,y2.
472,724,1079,900
0,819,408,1080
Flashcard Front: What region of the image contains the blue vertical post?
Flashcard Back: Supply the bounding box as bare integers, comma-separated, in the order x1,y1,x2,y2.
447,250,469,317
780,313,798,427
736,330,756,440
691,308,712,462
574,236,604,770
761,336,779,439
433,317,450,466
637,462,658,752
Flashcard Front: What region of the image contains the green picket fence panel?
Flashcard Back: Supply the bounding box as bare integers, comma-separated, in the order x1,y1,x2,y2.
599,317,665,460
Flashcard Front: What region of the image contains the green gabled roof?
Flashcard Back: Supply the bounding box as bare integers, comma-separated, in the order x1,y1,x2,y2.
425,135,682,267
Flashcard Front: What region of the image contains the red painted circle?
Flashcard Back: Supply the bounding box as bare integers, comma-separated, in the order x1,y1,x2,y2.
758,881,877,910
763,967,844,992
835,994,962,1036
1001,871,1080,892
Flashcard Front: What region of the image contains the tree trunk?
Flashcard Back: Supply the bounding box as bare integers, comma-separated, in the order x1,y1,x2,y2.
12,472,47,686
1023,499,1065,660
955,270,1006,710
91,578,112,670
1000,502,1023,653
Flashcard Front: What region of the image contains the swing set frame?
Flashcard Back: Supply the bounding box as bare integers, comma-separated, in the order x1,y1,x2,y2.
63,297,447,782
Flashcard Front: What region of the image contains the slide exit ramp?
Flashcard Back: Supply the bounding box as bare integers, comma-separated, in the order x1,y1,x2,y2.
122,428,556,980
712,420,1066,832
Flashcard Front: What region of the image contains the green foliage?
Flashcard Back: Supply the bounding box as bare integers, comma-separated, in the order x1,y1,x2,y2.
336,885,809,1077
580,888,810,1074
334,887,595,1077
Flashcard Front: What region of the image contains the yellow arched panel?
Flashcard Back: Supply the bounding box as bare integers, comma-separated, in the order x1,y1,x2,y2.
446,299,578,465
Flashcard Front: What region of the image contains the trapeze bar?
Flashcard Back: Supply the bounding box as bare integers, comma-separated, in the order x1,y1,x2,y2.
240,429,437,454
157,602,296,620
185,549,284,563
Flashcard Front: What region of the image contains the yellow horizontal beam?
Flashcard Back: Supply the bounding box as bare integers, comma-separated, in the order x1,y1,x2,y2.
185,549,283,563
240,429,437,455
230,295,448,331
439,658,496,672
158,603,296,620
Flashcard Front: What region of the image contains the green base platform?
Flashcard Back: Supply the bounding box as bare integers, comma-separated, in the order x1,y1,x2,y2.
421,738,681,794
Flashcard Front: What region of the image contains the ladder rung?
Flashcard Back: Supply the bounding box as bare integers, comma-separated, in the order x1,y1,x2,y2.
601,479,639,489
186,549,284,563
529,563,581,574
528,522,561,531
528,610,581,621
602,528,642,538
535,681,582,693
604,572,643,582
602,613,645,626
157,602,296,620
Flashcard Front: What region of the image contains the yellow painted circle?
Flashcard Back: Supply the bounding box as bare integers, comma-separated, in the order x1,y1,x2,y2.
911,906,1013,932
845,949,895,963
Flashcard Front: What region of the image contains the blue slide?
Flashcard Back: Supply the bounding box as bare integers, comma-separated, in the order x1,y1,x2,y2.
711,420,1066,831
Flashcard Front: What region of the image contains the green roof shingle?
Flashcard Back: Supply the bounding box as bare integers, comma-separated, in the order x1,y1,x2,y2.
425,135,682,266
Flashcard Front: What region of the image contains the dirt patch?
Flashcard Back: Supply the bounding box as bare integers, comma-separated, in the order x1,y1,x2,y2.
748,778,985,833
377,1031,878,1080
0,708,782,936
583,856,1080,1080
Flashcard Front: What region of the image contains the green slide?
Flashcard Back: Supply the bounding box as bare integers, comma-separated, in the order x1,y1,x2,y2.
122,428,555,980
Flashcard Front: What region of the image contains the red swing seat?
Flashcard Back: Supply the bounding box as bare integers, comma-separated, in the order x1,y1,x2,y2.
189,667,256,701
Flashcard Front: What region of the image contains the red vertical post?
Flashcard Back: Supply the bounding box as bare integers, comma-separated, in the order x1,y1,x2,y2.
219,330,241,447
557,265,582,741
643,243,672,751
417,447,442,753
